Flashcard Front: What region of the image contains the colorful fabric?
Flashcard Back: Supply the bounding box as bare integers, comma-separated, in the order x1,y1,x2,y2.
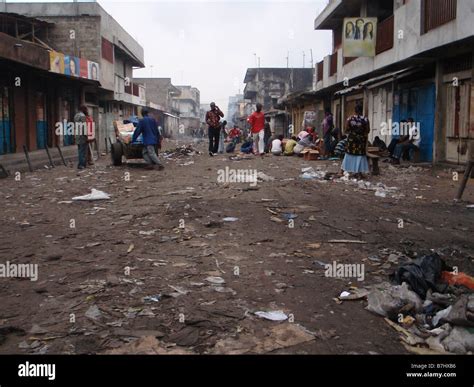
206,108,224,129
346,114,370,156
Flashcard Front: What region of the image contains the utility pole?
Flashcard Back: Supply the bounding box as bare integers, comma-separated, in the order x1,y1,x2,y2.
253,53,257,67
310,49,314,68
286,51,289,68
258,57,260,68
302,51,305,68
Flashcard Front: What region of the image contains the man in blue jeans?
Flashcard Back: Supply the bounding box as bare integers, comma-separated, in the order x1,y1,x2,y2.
391,118,421,164
132,108,164,170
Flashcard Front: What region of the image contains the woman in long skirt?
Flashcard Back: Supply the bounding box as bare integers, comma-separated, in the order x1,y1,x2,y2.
341,104,370,179
218,120,227,154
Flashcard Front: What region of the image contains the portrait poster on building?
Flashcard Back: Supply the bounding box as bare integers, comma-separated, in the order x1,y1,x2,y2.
88,61,100,81
64,56,80,77
49,51,65,74
342,17,377,57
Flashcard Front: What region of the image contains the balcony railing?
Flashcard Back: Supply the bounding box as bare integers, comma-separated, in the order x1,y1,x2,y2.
376,15,394,55
423,0,457,34
317,61,324,82
329,52,338,76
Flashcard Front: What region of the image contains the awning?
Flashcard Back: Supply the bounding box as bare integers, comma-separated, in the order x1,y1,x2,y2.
163,112,179,119
334,67,419,96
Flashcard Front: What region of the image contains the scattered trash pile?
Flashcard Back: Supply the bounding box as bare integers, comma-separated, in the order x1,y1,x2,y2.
298,167,403,199
338,173,403,199
363,253,474,354
163,144,200,160
299,167,330,181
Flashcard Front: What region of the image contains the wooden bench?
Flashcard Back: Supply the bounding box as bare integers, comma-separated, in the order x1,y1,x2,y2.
367,152,380,175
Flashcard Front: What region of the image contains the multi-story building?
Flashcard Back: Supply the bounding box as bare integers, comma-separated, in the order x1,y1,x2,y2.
134,78,181,137
283,0,473,164
243,68,313,136
0,11,101,171
227,94,243,126
173,85,200,135
5,1,146,152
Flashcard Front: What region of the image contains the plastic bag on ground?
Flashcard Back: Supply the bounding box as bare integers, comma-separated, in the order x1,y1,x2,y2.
441,326,474,354
441,271,474,290
390,253,448,299
72,189,111,201
366,282,423,319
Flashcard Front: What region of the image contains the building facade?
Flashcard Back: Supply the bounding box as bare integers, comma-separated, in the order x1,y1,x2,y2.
4,2,147,153
173,85,200,135
282,0,474,164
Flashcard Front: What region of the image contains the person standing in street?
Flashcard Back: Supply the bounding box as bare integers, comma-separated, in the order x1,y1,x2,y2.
218,120,227,154
341,104,370,178
206,102,224,156
132,108,164,170
74,105,89,170
247,103,265,156
322,108,334,156
264,117,272,153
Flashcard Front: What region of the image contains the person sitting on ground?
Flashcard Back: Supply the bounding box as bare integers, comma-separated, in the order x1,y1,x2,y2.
334,135,348,159
294,134,315,156
240,136,254,154
228,125,241,144
297,129,310,141
284,136,298,156
391,118,421,164
132,108,164,170
270,135,284,156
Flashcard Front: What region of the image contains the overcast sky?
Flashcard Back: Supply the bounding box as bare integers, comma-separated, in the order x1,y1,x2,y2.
100,0,332,112
9,0,333,114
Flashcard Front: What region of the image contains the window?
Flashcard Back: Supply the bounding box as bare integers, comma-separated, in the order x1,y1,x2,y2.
101,37,114,63
422,0,457,34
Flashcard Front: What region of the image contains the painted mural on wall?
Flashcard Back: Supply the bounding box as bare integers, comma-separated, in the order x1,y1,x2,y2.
50,51,100,81
342,17,377,57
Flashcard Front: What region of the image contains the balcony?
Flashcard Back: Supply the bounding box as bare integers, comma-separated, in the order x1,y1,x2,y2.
422,0,457,34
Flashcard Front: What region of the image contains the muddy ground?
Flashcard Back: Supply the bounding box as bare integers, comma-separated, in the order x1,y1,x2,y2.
0,139,473,354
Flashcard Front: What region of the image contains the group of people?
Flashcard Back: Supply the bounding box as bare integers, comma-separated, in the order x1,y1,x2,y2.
73,100,421,177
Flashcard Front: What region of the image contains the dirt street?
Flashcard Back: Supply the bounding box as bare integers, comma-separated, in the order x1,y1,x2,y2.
0,140,473,355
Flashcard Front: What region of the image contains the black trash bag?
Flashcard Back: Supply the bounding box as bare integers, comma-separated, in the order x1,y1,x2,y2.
390,253,450,299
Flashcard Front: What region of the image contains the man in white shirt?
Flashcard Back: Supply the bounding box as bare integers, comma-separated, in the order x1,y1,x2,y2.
270,135,284,155
391,118,421,164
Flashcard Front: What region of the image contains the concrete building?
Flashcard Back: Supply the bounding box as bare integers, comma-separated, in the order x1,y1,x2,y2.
0,11,101,171
281,0,473,164
133,77,181,137
173,85,200,135
227,94,243,126
4,1,146,152
243,68,313,136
